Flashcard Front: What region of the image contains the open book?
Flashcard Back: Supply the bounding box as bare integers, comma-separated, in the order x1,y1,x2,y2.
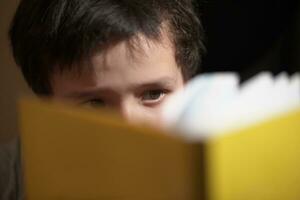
19,72,300,200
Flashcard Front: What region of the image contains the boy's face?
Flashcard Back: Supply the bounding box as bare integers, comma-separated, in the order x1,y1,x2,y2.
51,32,184,124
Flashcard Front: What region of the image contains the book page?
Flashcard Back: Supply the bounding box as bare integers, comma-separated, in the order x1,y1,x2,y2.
162,72,300,139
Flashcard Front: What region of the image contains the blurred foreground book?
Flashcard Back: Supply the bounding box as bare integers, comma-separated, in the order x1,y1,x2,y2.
19,72,300,200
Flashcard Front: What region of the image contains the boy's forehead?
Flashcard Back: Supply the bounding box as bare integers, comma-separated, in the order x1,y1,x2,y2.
94,31,174,68
56,28,175,76
51,29,181,92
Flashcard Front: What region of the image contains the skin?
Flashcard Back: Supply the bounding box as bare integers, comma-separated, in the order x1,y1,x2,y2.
51,32,184,125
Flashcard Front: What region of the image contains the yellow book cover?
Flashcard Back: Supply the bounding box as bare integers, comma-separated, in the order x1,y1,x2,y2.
19,97,300,200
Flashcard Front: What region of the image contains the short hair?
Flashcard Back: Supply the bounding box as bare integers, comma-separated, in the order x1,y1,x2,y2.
9,0,205,95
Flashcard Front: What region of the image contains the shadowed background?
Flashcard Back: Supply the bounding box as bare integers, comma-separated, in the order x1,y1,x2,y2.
0,0,30,143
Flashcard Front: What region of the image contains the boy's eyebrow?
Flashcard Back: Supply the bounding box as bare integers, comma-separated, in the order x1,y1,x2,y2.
64,76,177,99
132,77,176,90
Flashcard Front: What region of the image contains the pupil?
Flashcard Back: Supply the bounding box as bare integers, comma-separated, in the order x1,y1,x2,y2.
147,90,161,99
89,99,104,107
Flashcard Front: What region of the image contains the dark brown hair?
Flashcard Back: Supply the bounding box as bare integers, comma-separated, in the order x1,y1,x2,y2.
9,0,205,95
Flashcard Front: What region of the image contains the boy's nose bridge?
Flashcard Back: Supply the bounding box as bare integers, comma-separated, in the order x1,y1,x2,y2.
117,99,139,123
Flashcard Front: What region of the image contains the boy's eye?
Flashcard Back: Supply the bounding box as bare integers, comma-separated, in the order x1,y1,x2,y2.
82,99,105,108
140,89,166,104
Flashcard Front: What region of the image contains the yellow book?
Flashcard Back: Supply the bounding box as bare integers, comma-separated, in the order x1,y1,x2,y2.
19,97,300,200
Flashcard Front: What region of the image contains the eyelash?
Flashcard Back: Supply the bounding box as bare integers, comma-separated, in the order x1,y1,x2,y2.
140,89,168,105
81,89,169,107
82,99,105,108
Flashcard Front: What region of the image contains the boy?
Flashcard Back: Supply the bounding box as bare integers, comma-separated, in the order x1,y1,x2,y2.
9,0,205,123
1,0,205,199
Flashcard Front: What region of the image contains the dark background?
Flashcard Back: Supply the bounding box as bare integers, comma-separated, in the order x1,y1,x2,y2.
195,0,300,80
